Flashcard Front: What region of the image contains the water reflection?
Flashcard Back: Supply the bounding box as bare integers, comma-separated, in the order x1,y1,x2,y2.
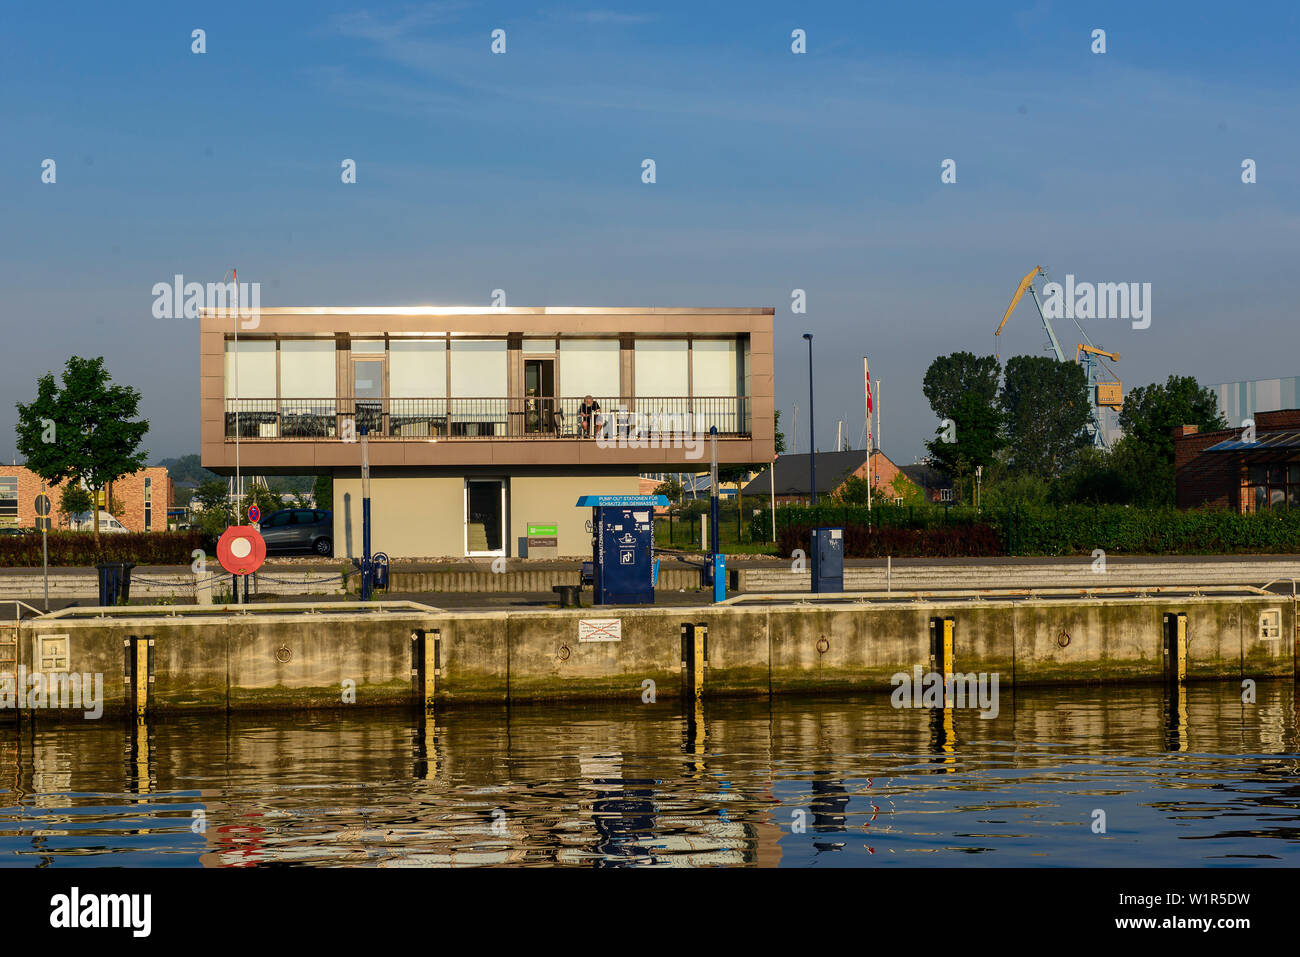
2,682,1300,867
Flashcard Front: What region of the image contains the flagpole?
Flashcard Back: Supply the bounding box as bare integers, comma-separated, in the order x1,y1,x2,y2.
864,357,872,512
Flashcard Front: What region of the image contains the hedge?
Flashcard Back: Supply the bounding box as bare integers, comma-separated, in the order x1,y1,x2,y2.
777,522,1004,558
775,504,1300,557
0,531,205,567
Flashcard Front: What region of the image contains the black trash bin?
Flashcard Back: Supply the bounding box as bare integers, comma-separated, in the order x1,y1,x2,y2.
95,561,136,606
372,552,390,591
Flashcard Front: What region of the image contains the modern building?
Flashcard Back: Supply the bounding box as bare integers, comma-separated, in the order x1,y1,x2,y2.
0,465,173,531
1211,376,1300,428
200,306,775,557
1175,408,1300,511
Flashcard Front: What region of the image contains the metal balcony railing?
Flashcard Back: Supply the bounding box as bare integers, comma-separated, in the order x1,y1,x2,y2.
224,396,752,440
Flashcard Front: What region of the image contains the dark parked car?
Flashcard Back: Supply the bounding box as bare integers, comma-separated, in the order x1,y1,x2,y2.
259,508,333,556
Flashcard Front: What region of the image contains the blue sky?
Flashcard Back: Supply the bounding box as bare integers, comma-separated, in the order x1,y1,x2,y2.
2,1,1298,465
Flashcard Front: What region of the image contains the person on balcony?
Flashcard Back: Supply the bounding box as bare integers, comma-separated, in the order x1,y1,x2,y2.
579,395,601,437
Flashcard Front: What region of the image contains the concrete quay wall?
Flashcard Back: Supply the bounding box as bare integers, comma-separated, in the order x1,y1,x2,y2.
5,594,1293,716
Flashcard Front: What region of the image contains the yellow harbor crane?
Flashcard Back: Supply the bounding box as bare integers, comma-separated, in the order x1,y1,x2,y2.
995,266,1123,447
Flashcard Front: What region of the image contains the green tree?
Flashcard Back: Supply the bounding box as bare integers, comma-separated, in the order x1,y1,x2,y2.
773,409,788,456
654,477,684,503
312,474,334,512
923,352,1001,414
58,483,93,527
1120,375,1226,452
15,356,149,547
240,483,284,524
925,390,1006,503
922,353,1005,503
1000,355,1090,477
192,479,232,541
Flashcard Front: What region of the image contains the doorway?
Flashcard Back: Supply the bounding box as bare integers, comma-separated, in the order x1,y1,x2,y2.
523,358,556,434
352,356,385,436
465,479,505,556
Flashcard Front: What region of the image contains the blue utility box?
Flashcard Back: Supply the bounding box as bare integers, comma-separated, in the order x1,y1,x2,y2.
810,527,844,593
576,495,669,605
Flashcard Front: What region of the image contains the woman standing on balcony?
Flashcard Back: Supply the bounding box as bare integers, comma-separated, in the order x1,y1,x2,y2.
579,395,601,437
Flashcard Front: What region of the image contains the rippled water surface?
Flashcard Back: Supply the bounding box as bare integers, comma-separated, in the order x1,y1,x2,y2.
3,683,1300,866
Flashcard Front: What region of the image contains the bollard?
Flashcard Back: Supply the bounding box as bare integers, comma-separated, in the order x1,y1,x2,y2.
1162,612,1187,683
712,554,726,602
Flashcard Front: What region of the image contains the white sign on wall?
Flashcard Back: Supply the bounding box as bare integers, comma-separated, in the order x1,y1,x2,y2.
578,619,622,642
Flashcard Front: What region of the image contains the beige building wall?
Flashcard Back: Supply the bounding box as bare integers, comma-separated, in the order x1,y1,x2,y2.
333,474,466,559
331,471,640,558
510,474,639,557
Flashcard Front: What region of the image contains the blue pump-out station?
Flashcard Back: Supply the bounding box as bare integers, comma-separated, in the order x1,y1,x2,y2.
576,495,669,605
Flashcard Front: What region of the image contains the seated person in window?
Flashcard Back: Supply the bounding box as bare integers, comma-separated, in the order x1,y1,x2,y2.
579,395,601,437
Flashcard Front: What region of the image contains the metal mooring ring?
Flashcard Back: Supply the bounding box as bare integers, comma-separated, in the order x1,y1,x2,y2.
276,645,293,662
557,644,571,661
1057,629,1071,648
816,638,830,654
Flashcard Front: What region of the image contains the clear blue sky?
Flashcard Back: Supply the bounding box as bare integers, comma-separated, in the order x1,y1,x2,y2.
3,1,1297,464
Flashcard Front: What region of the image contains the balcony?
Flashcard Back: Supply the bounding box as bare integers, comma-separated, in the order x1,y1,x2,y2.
224,396,752,441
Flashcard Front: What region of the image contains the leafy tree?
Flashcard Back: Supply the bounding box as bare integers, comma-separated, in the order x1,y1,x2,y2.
923,352,1001,414
240,484,284,524
773,409,787,456
58,483,93,526
15,356,149,546
1116,375,1226,504
312,475,334,512
924,390,1006,503
1120,375,1226,450
1000,355,1090,477
1051,446,1139,505
654,478,684,503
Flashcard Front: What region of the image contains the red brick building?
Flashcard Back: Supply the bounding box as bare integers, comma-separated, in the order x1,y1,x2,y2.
741,450,952,505
1174,408,1300,511
0,465,173,531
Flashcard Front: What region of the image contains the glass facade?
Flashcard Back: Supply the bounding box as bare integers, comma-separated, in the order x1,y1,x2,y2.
223,333,751,440
1240,464,1300,513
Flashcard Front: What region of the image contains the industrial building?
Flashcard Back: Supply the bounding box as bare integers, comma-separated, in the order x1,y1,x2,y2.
1211,376,1300,428
200,306,775,558
1175,409,1300,511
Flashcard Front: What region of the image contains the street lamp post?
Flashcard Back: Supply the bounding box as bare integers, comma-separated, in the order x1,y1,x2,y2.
803,334,816,506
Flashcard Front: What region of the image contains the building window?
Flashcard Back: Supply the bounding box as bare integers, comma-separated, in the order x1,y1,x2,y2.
1240,463,1300,513
144,476,152,531
940,488,954,502
0,477,17,526
1260,609,1282,642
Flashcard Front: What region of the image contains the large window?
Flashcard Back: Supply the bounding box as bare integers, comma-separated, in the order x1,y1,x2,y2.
224,339,276,398
390,340,446,397
0,477,16,526
1241,464,1300,512
280,340,336,399
692,338,741,434
450,340,507,435
635,339,689,397
559,339,620,398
